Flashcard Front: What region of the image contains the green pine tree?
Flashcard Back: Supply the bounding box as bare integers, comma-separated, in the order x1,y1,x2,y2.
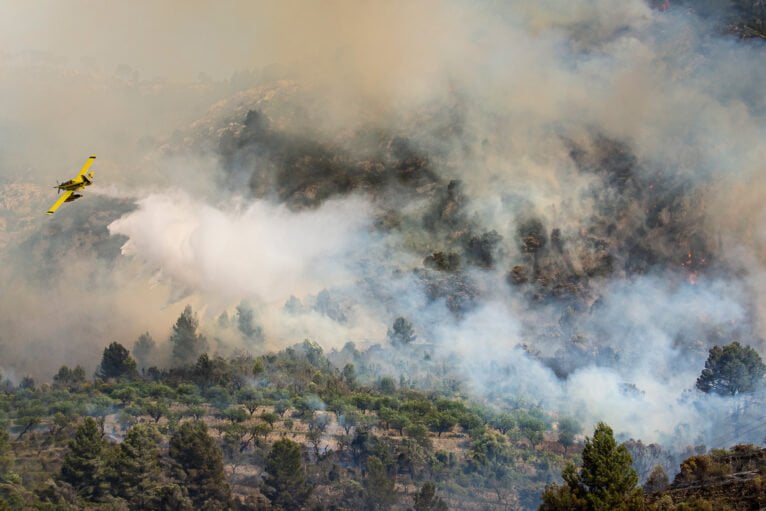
108,424,163,509
133,332,156,370
696,341,766,396
540,422,644,511
263,438,311,511
170,306,208,366
0,430,13,481
414,481,448,511
97,342,138,380
142,483,194,511
60,417,108,500
168,420,232,509
365,455,396,510
388,317,416,346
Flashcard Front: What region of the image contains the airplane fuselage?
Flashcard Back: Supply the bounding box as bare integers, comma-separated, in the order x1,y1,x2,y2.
57,174,92,192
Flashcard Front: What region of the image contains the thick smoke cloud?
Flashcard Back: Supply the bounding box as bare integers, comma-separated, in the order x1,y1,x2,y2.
2,0,765,451
437,275,751,442
108,192,373,304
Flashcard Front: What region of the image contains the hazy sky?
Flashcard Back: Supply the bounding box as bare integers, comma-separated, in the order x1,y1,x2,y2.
0,0,460,176
0,1,271,80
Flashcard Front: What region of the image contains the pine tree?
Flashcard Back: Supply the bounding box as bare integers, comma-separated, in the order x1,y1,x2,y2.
540,479,588,511
365,455,396,510
168,421,232,509
263,438,311,511
133,332,156,370
60,417,108,500
558,417,582,454
388,317,416,346
579,423,641,510
51,368,68,388
696,341,766,396
414,481,448,511
108,424,165,509
53,365,86,387
540,422,643,511
97,342,138,380
142,483,194,511
0,430,13,482
342,363,357,387
236,301,263,344
170,305,208,366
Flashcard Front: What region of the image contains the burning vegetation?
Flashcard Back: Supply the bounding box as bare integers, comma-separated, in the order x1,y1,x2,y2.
0,0,765,510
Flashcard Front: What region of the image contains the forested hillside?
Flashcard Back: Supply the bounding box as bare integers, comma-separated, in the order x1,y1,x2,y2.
0,305,762,509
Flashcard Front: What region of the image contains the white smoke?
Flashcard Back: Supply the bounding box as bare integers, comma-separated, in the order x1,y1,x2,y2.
108,191,374,304
428,273,751,443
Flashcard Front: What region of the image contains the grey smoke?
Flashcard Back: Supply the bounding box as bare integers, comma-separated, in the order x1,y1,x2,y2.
0,0,765,451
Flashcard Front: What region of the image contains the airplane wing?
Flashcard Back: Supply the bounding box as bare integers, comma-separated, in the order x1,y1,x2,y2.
75,155,97,178
47,191,73,215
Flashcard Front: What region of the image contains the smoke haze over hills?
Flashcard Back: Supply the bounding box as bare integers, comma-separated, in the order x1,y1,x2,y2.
1,0,765,450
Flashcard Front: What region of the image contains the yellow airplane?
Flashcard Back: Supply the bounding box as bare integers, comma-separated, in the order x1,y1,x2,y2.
46,155,97,215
